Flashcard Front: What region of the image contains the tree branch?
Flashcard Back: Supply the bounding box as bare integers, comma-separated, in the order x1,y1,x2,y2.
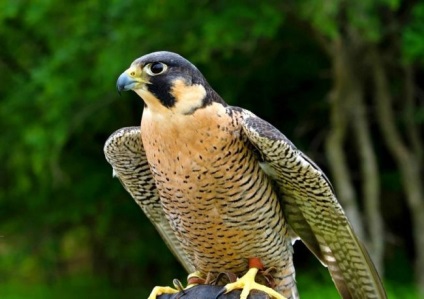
370,46,424,295
403,65,423,164
324,38,364,239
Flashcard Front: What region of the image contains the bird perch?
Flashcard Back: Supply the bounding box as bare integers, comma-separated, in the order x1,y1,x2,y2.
157,285,270,299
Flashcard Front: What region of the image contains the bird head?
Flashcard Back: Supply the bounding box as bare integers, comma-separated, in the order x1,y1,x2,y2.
117,51,225,115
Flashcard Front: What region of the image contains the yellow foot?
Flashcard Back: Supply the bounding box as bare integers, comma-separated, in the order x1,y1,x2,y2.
147,271,205,299
147,286,179,299
216,267,286,299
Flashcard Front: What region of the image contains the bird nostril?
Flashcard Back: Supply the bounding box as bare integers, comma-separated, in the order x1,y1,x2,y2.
130,71,135,76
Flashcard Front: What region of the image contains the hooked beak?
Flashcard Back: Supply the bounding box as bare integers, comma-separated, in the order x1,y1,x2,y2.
116,66,148,94
117,72,136,93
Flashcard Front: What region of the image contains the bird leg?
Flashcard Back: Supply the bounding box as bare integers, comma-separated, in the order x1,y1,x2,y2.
216,258,287,299
147,271,205,299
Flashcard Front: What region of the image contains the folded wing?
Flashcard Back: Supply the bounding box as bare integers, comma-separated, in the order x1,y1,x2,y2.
240,109,386,299
104,127,194,273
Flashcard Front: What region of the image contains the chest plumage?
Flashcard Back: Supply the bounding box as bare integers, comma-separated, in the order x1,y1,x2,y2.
141,103,291,275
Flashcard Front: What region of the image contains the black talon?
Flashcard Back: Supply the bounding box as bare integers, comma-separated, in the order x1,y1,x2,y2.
173,278,185,292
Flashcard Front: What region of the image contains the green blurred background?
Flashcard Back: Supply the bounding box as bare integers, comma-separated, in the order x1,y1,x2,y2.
1,0,423,298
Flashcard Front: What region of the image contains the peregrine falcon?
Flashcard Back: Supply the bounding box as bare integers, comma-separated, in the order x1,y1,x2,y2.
104,51,386,299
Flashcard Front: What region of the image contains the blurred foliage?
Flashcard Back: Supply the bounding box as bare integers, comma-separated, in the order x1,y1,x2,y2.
403,1,424,64
295,0,401,41
0,0,423,298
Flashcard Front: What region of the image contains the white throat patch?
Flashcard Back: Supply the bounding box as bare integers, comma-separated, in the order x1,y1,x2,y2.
170,79,207,115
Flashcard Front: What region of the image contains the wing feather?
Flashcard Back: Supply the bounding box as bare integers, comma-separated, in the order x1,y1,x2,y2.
240,109,386,299
104,127,194,273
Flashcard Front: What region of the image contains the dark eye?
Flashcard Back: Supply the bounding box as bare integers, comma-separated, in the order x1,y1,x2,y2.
145,62,168,76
